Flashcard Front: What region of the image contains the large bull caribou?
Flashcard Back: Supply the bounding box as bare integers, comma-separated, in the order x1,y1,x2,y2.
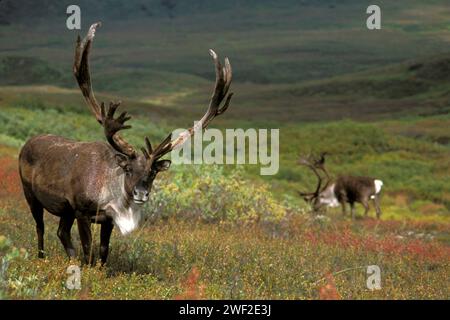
18,22,233,264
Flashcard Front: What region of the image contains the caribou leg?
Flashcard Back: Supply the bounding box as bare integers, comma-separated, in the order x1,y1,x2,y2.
362,199,370,217
23,187,46,258
57,214,76,259
99,220,114,265
350,202,356,220
31,203,45,258
373,195,382,219
77,217,93,264
341,201,347,216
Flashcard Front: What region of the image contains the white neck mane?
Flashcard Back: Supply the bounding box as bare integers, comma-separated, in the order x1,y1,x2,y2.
322,183,340,208
99,168,141,235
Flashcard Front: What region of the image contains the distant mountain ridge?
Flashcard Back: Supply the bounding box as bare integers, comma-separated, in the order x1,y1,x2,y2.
0,0,356,25
0,0,449,95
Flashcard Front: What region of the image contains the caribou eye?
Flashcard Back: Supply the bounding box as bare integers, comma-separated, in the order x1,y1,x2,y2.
123,165,132,175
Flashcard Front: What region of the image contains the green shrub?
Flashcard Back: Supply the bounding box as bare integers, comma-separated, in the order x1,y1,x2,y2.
146,165,289,223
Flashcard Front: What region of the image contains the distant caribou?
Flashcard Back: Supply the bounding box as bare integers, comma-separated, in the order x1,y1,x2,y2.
298,153,383,219
18,22,233,264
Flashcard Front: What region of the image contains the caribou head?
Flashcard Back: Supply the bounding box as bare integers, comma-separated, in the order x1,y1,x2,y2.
73,22,233,206
297,153,333,212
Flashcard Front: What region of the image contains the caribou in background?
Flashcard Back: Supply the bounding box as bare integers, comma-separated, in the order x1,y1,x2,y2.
18,22,233,264
298,153,383,219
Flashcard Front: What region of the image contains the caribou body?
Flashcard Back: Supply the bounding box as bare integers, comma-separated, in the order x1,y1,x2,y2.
316,175,383,219
298,153,383,219
18,22,233,264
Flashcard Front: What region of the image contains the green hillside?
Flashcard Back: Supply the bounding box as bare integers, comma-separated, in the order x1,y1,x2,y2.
1,0,450,88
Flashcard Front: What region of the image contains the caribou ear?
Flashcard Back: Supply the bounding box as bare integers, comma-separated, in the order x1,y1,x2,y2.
154,160,171,172
115,154,129,169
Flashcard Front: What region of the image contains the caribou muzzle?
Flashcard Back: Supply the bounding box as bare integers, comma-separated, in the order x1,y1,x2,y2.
132,187,149,204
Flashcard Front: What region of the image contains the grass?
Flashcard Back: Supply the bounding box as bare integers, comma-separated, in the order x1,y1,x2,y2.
0,92,448,299
1,206,449,299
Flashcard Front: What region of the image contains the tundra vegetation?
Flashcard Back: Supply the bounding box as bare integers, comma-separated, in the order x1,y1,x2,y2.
0,0,449,299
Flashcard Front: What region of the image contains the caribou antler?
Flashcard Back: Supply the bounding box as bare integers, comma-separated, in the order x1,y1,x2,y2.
312,152,330,180
143,49,233,162
74,22,136,158
298,154,331,202
74,22,233,163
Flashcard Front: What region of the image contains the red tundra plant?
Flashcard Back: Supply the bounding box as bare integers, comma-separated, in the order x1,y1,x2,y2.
0,157,21,199
361,218,449,234
305,227,450,263
377,236,450,262
361,219,403,232
363,234,450,262
174,266,205,300
318,273,341,300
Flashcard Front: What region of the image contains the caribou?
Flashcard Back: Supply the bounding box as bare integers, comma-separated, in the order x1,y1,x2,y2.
18,22,233,264
298,153,383,219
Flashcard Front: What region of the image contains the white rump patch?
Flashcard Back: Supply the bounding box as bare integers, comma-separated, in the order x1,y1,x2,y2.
374,180,383,194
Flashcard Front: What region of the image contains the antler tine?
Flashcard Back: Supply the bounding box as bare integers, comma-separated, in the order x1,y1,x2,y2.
147,49,233,161
310,164,323,196
298,153,325,197
150,134,172,159
298,166,322,198
74,22,136,158
204,51,233,124
312,152,331,193
298,153,314,167
298,157,309,166
74,22,102,123
192,49,233,131
319,164,330,182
